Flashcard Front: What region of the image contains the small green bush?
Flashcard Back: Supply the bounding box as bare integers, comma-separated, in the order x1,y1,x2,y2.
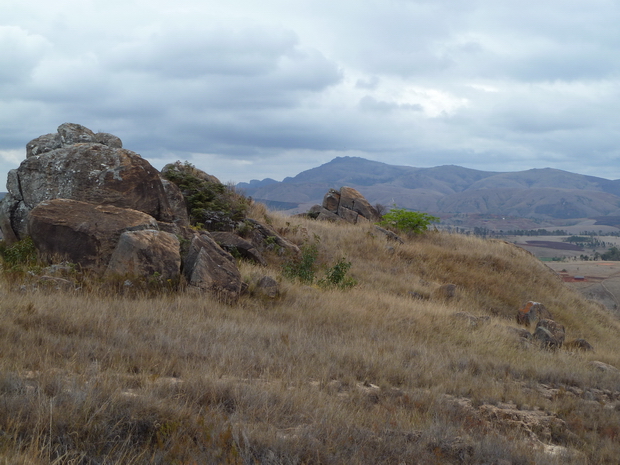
379,208,439,235
282,243,318,284
318,258,357,289
0,237,38,269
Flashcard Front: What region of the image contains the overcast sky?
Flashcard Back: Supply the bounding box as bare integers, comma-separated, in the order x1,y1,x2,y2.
1,0,619,187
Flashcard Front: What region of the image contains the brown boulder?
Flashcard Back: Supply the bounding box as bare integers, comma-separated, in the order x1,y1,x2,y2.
28,199,159,269
339,186,379,221
183,233,242,302
322,189,341,212
516,301,552,327
105,230,181,281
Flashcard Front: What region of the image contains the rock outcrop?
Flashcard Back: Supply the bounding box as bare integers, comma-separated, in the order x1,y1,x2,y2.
0,123,274,301
307,187,379,224
0,123,185,243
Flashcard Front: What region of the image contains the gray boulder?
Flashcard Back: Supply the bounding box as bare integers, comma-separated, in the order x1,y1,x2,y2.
183,234,243,302
533,319,565,349
105,230,181,281
0,123,177,243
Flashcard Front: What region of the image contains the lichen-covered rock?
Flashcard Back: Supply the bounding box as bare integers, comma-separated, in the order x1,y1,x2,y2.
517,301,553,327
28,199,159,269
0,123,177,243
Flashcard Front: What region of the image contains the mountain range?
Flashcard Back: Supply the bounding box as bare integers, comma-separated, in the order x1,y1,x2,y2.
237,157,620,221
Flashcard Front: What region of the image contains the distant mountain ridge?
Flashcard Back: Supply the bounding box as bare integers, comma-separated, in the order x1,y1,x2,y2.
237,157,620,220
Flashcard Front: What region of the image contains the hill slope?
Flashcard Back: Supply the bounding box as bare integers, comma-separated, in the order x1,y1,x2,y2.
239,157,620,220
1,209,620,463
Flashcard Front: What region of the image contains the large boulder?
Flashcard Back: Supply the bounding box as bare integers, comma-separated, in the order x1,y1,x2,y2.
105,230,181,281
0,123,179,243
183,234,243,302
308,187,379,224
339,186,380,222
28,199,159,269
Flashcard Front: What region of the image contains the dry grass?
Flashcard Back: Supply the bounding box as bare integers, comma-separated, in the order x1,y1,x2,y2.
1,211,620,463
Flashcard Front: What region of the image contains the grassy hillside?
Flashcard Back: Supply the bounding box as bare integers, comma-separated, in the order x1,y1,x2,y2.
1,208,620,464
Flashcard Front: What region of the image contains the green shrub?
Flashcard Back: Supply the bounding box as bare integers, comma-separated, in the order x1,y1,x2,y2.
318,258,357,289
282,243,318,284
379,208,439,234
162,161,249,231
0,237,38,269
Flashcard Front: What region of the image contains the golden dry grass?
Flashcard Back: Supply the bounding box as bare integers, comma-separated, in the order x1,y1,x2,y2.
1,211,620,463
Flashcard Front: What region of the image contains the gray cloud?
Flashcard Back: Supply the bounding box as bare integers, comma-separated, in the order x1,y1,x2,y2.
1,0,620,188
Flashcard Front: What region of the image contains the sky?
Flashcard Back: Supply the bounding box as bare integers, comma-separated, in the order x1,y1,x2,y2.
1,0,620,188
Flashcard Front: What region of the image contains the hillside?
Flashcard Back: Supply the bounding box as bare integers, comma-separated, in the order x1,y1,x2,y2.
1,207,620,463
238,157,620,221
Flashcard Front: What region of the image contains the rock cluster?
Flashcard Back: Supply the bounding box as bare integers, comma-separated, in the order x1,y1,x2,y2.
306,187,380,224
0,123,287,301
514,300,593,351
